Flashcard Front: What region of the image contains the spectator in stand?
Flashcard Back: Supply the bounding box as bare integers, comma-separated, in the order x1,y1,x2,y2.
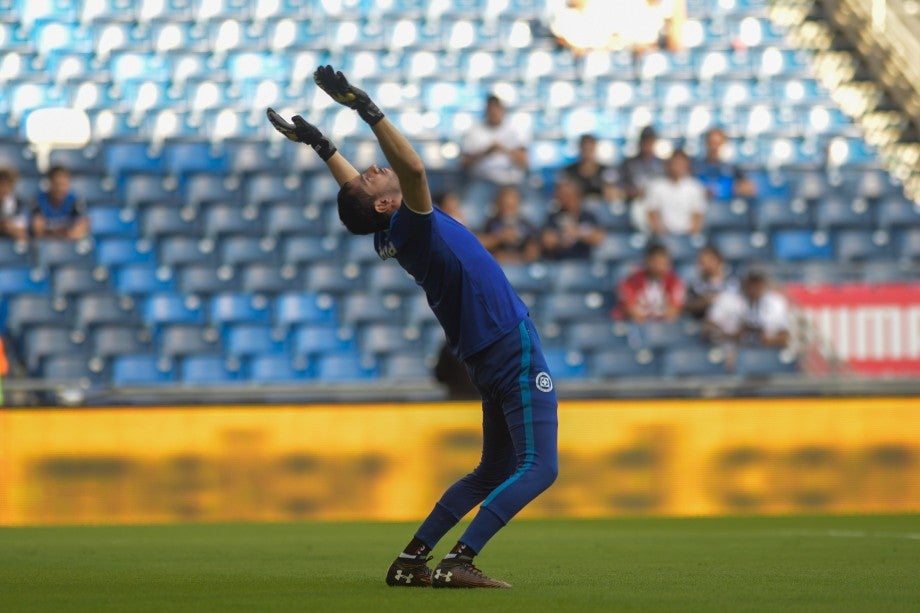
460,94,529,188
616,243,685,323
0,168,28,241
561,134,620,202
643,149,707,236
684,245,737,319
31,166,89,240
435,191,466,225
541,178,605,260
705,269,790,348
478,186,540,264
620,126,665,204
694,127,757,201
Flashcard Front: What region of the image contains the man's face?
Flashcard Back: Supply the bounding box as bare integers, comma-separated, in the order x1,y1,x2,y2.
49,171,71,200
743,278,767,301
697,250,722,276
496,188,520,217
556,182,580,212
646,252,671,278
667,154,689,179
360,165,401,213
706,130,725,158
0,178,11,198
579,138,596,160
639,136,656,157
485,100,505,126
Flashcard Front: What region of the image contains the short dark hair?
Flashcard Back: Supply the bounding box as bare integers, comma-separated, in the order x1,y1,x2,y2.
0,167,18,183
743,268,768,284
579,133,597,146
337,180,389,235
670,148,690,161
47,165,71,179
486,94,503,107
645,242,670,259
699,244,724,261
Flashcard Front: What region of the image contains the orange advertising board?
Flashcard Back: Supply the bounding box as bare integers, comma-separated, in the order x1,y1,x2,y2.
1,398,918,525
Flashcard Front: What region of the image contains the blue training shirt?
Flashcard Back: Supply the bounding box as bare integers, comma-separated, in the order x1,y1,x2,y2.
374,204,529,361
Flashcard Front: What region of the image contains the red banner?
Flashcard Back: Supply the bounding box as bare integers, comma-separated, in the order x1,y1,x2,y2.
787,283,920,375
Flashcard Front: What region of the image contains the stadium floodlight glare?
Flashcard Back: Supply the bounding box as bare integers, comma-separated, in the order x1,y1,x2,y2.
272,19,296,50
156,24,183,53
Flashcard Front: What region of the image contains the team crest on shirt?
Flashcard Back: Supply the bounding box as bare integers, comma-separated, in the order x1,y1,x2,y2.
535,372,553,392
374,230,397,261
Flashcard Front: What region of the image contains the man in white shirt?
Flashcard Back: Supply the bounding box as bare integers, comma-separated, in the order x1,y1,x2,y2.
706,269,790,348
460,95,529,187
642,149,707,236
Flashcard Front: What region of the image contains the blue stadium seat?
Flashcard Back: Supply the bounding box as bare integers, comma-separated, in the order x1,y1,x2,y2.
104,141,164,177
591,349,661,379
315,353,378,381
275,293,337,328
50,148,106,175
773,230,833,261
754,198,812,231
566,321,624,352
306,263,365,295
0,141,38,176
282,235,339,265
144,294,205,327
23,327,84,370
593,233,646,263
265,204,325,237
896,228,920,261
123,174,179,208
209,293,271,326
705,200,751,231
342,293,403,326
835,230,891,262
204,204,263,237
248,353,311,382
178,265,239,295
245,174,300,205
634,321,698,349
52,265,110,297
159,324,220,357
877,197,920,230
91,324,149,357
185,174,243,209
159,236,215,266
500,263,552,295
43,355,97,384
382,354,431,381
815,196,873,231
543,293,606,324
88,207,139,238
360,324,417,356
34,239,95,269
292,326,355,356
655,235,699,264
181,354,240,384
96,238,155,267
225,324,283,357
0,241,30,267
712,231,771,263
368,264,418,295
219,236,276,266
543,348,588,380
114,264,175,295
75,294,137,329
141,205,201,237
735,348,798,377
165,141,226,176
552,261,610,293
112,354,175,386
5,294,65,334
663,346,727,377
240,263,298,295
225,139,284,175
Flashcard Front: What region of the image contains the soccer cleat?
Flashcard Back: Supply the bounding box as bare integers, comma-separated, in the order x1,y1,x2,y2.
385,555,433,587
431,557,512,589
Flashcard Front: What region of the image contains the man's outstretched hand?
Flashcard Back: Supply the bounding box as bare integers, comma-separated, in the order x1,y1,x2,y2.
266,108,337,161
313,65,384,126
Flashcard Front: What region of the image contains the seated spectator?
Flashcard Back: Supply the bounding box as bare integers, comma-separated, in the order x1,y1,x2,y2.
616,243,685,323
643,149,707,236
694,127,757,200
0,167,28,241
460,94,529,188
685,245,737,319
541,179,604,260
31,166,89,240
478,186,540,264
436,191,466,225
705,269,790,348
561,134,620,202
620,125,665,204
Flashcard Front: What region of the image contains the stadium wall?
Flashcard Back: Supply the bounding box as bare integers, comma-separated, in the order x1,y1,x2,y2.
1,398,918,526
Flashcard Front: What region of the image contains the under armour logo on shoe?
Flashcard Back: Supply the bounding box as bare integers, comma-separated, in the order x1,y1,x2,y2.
394,570,413,584
434,570,452,582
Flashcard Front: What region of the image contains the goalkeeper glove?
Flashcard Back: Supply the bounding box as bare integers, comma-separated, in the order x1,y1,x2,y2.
266,108,338,161
313,64,384,126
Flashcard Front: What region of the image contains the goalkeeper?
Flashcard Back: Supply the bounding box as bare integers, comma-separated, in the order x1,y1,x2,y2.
268,66,558,590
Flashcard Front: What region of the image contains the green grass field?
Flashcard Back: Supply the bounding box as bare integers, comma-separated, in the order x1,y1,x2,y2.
1,515,918,612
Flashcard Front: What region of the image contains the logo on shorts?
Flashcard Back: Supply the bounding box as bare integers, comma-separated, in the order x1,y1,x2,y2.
535,371,553,393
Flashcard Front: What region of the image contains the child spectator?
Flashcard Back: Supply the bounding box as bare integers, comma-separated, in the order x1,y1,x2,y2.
616,243,685,323
479,186,540,264
0,168,28,241
31,166,90,240
685,245,737,319
541,179,605,260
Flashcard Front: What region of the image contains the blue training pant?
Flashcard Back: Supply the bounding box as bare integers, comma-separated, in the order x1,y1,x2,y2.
415,318,559,554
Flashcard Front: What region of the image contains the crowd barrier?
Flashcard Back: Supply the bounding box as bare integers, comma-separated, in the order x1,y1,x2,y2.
1,397,918,525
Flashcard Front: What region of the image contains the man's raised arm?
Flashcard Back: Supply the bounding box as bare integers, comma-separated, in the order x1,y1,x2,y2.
266,108,359,187
313,65,432,214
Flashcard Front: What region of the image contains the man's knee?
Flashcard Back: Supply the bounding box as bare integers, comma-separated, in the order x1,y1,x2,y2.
470,461,515,489
535,457,558,491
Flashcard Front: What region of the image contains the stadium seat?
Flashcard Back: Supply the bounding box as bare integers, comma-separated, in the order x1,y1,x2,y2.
591,349,661,379
209,293,271,326
712,231,771,263
159,236,216,266
142,205,201,237
754,198,812,231
52,266,110,297
815,196,873,231
144,294,205,327
773,230,833,261
565,321,625,352
112,354,175,386
50,148,106,175
225,139,284,175
265,203,326,237
114,263,175,295
735,348,798,377
178,264,239,295
342,293,403,326
662,346,727,377
0,268,49,296
124,174,180,208
204,204,263,238
705,200,752,231
91,324,150,357
224,324,283,357
240,263,298,295
292,326,355,356
315,353,378,381
34,239,95,270
360,324,417,356
593,233,646,264
185,174,243,209
43,355,98,384
23,326,84,370
159,324,220,357
896,228,920,261
282,235,339,265
543,348,588,380
165,141,226,176
248,354,311,382
383,354,431,381
244,174,300,205
552,261,611,293
0,241,30,267
275,293,337,328
835,230,891,262
543,293,607,325
75,294,137,329
88,207,140,238
104,141,164,177
306,263,365,295
219,236,276,266
181,354,240,384
877,197,920,231
5,294,65,334
368,264,419,295
500,263,552,295
96,238,155,267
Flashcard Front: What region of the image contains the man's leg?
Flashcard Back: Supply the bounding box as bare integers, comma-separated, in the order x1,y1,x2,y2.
386,397,515,587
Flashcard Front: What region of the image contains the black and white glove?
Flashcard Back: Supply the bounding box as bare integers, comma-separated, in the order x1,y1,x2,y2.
266,108,338,161
313,64,384,126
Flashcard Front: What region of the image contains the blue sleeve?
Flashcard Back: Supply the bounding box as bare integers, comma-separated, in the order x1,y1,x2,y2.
389,203,433,250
